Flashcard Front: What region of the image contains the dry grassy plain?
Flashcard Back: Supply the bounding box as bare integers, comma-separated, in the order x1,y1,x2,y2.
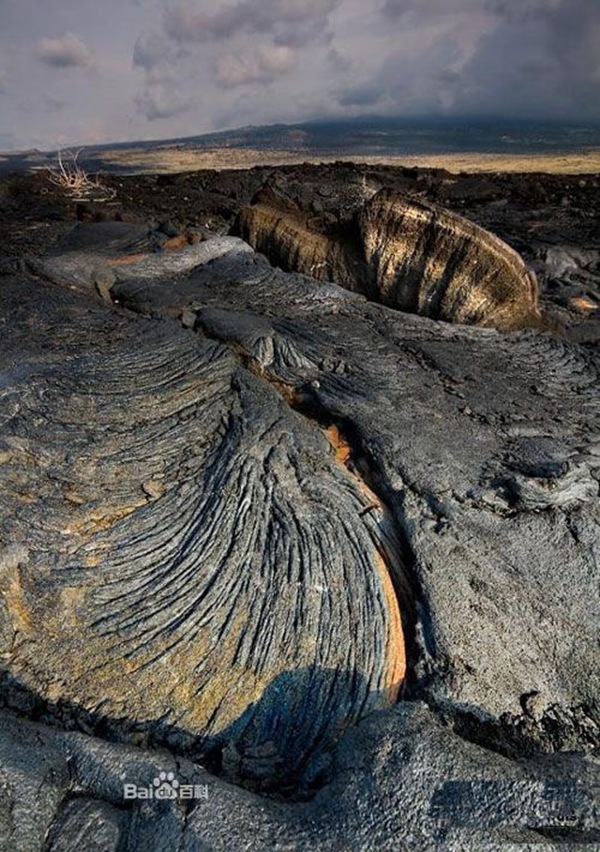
99,145,600,174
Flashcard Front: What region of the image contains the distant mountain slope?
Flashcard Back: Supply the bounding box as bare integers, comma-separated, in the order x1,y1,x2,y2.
93,116,600,156
2,117,600,174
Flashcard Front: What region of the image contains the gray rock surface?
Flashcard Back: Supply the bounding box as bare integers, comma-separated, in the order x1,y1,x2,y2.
112,235,600,733
0,268,405,793
0,705,598,850
0,218,598,848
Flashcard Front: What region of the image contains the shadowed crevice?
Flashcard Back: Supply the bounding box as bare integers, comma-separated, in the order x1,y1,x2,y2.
0,666,381,799
193,321,428,703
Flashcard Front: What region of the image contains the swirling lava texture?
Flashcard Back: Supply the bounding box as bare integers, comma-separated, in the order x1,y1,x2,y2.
0,237,405,791
0,197,598,807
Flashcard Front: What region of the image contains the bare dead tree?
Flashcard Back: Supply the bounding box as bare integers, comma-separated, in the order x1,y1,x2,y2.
45,149,115,200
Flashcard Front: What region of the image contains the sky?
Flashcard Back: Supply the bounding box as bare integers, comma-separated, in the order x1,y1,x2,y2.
0,0,598,151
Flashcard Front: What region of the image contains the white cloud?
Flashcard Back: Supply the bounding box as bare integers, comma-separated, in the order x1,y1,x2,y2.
135,85,192,120
216,44,296,88
36,32,94,68
135,62,193,120
163,0,339,46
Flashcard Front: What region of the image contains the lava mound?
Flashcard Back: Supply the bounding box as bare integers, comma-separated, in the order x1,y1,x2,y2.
0,224,407,794
236,186,543,331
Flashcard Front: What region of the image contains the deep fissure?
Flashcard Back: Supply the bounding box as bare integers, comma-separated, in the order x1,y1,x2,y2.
195,322,426,704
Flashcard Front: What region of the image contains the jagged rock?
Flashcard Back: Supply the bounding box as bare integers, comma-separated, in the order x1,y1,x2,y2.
235,187,543,331
0,230,406,794
0,203,599,847
542,246,600,283
0,705,599,850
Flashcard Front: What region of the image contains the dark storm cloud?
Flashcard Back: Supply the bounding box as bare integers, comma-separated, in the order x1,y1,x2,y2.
163,0,339,46
455,0,600,119
338,84,382,108
36,32,94,68
336,36,463,114
382,0,552,20
380,0,410,19
382,0,478,19
338,0,600,121
326,48,352,75
482,0,566,23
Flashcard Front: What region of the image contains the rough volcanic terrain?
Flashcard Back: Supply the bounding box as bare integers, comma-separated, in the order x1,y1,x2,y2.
0,163,598,850
3,162,598,339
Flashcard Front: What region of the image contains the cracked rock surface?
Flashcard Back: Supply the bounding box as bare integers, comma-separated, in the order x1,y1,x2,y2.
0,179,599,849
2,702,599,850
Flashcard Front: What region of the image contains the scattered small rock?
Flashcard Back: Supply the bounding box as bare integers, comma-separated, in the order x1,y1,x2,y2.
180,310,197,329
142,480,164,500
